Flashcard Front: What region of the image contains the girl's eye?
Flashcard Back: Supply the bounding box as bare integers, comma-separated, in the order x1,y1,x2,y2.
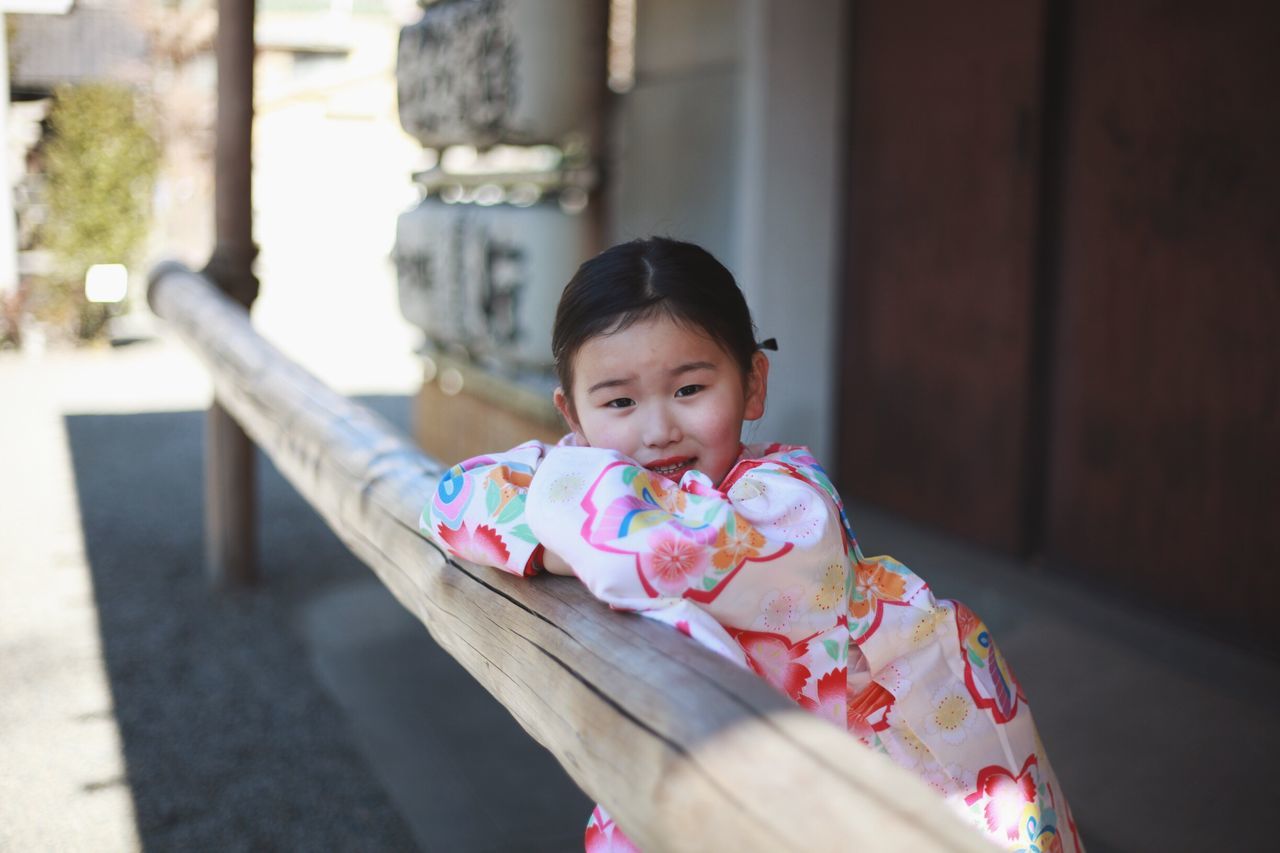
675,385,703,398
604,397,635,409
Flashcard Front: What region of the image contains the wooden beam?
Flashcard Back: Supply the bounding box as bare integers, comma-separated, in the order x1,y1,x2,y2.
147,262,997,852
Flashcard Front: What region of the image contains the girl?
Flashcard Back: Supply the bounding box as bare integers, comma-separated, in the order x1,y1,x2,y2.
423,237,1082,852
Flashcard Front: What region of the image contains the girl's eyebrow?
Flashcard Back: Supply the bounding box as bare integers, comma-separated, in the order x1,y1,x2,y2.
587,376,635,394
671,361,717,376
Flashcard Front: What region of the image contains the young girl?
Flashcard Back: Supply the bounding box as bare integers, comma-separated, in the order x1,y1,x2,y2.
422,237,1082,852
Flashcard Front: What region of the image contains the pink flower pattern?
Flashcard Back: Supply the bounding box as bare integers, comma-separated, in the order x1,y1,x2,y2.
640,527,711,594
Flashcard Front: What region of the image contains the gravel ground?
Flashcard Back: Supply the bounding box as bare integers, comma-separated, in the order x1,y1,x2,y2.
61,399,421,851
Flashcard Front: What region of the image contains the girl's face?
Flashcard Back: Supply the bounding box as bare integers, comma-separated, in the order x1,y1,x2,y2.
554,314,769,487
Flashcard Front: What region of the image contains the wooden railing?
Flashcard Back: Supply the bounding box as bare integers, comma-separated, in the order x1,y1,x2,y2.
147,262,997,852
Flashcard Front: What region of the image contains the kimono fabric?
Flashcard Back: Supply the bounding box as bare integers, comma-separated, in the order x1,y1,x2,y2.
423,439,1083,853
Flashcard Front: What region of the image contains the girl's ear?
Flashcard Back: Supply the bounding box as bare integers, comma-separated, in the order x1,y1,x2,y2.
744,351,770,421
553,387,586,441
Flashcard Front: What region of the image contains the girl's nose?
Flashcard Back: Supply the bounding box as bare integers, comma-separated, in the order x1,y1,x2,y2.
643,405,682,448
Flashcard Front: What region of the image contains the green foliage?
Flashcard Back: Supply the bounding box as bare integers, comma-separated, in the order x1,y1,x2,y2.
36,83,160,340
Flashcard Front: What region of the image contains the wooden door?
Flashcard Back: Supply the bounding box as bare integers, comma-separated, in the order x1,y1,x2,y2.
1044,0,1280,647
839,0,1050,553
839,0,1280,653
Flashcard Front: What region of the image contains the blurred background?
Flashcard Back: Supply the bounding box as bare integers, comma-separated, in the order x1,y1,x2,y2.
1,1,1277,851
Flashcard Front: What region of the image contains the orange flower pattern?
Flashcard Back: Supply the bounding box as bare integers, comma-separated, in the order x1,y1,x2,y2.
850,557,910,619
711,513,767,570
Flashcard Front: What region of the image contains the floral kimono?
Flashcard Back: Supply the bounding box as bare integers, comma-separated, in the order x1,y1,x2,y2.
423,439,1083,853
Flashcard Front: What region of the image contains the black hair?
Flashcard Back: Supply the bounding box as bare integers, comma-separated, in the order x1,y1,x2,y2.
552,237,764,402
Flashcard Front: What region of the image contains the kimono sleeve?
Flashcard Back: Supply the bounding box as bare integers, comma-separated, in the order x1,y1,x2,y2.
420,441,549,577
524,445,841,612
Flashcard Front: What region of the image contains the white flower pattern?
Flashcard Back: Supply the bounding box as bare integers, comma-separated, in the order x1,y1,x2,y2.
923,683,981,746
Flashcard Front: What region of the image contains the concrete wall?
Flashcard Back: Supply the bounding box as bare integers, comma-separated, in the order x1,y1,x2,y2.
607,0,847,463
608,0,744,265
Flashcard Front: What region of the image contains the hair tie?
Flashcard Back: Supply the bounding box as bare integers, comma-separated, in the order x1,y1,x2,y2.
757,337,778,351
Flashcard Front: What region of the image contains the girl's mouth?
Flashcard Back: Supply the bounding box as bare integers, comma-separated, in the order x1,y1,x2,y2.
646,456,696,477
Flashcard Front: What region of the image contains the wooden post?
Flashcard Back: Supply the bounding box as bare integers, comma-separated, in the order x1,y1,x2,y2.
202,0,259,587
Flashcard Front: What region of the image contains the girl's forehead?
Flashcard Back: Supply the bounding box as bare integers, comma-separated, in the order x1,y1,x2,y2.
573,315,731,383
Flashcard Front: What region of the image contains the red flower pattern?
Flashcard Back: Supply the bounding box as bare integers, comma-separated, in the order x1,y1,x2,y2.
798,668,847,727
435,522,511,568
733,629,811,699
585,806,640,852
847,681,895,733
965,757,1039,841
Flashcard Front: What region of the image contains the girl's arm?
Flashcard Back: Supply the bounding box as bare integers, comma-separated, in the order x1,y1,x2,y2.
420,441,550,577
539,548,575,576
525,445,845,611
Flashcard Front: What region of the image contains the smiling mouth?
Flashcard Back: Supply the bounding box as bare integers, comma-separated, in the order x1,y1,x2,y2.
646,457,696,477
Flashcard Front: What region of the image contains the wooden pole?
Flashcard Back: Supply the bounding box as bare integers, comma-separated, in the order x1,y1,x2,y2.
202,0,259,587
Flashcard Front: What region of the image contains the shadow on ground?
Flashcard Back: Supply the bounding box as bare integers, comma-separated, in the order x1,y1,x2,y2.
65,396,591,852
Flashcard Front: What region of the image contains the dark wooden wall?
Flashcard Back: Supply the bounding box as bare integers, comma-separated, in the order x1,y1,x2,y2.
840,0,1280,653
